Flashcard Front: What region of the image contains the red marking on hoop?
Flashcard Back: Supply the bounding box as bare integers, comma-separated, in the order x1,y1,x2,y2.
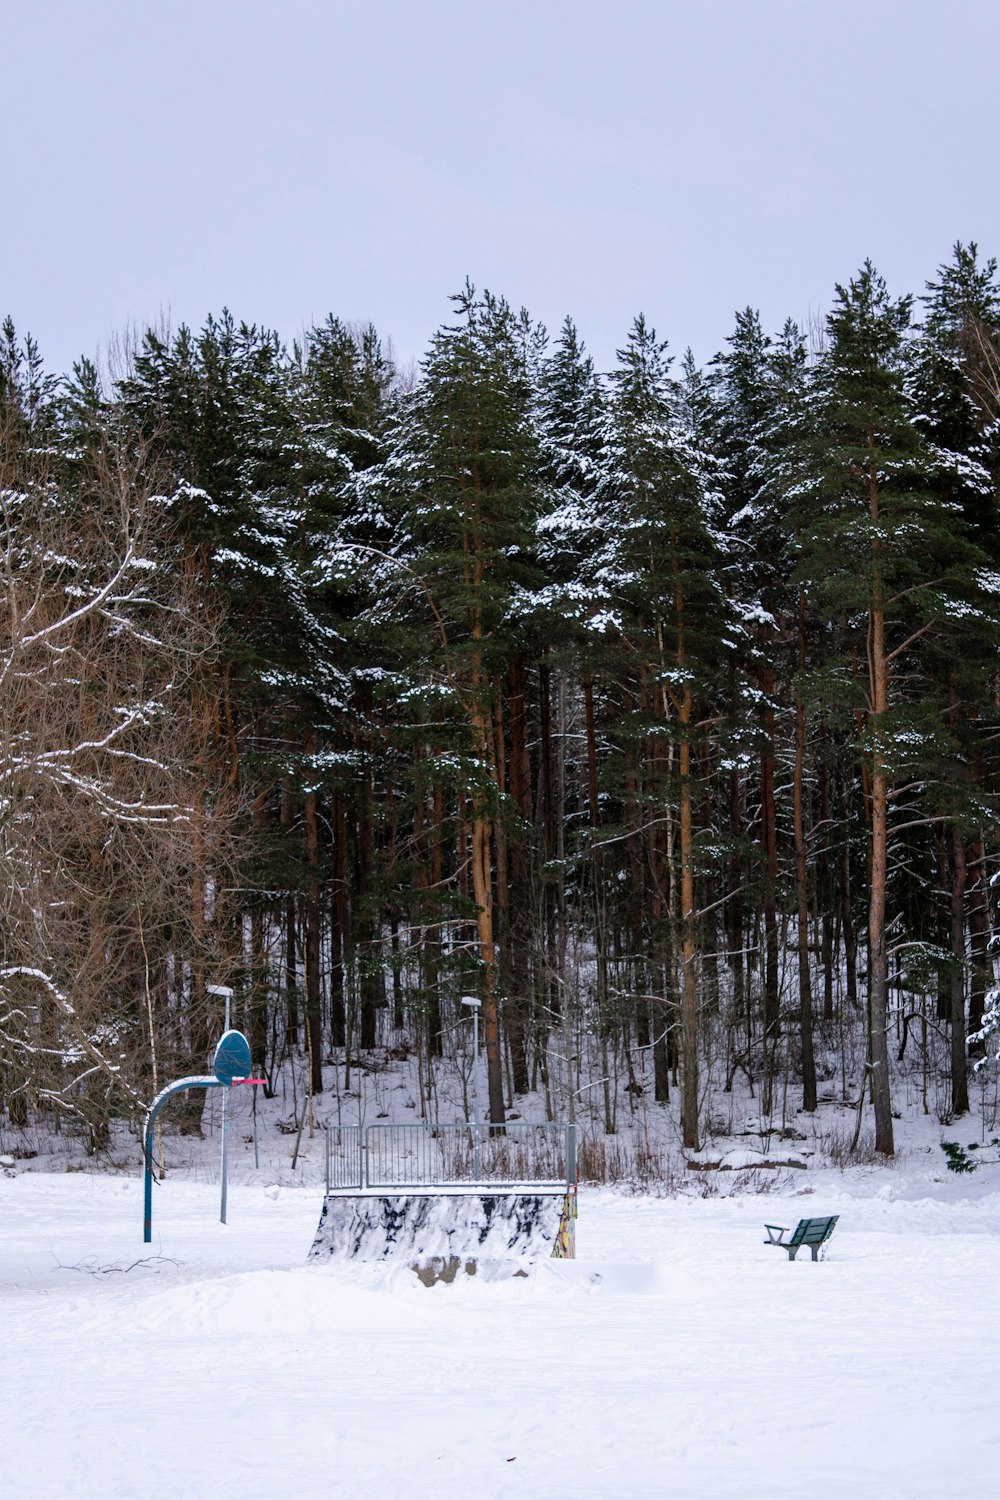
230,1077,267,1087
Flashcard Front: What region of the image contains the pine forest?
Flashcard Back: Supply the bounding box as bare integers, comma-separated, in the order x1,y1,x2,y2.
6,243,1000,1172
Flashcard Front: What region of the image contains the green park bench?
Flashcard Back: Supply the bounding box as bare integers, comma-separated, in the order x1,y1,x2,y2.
764,1215,839,1261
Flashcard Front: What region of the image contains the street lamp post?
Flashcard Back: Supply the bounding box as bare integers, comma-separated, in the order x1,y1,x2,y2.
460,995,482,1180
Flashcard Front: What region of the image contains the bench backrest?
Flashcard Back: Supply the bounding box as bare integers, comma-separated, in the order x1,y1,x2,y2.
789,1215,839,1247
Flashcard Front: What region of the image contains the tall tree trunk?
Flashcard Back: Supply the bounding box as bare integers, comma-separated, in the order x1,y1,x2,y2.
934,827,953,1022
352,687,383,1050
840,830,859,1013
645,679,671,1116
668,567,700,1151
699,742,720,1018
867,759,893,1151
759,660,780,1114
679,682,699,1151
537,653,561,1031
471,798,505,1124
184,781,213,1131
328,792,347,1049
249,777,268,1080
583,672,611,1055
303,729,324,1095
624,705,650,1093
967,836,991,1053
385,779,404,1030
818,757,835,1021
494,667,528,1095
280,779,299,1046
950,828,969,1116
469,633,505,1124
793,589,817,1111
505,653,533,1093
867,446,894,1155
428,778,444,1056
356,741,381,1051
726,765,746,1059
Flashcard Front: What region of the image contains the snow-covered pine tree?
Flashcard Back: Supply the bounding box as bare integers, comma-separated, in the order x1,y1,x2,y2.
706,309,789,1108
594,315,730,1149
915,248,1000,1059
925,243,1000,463
116,316,316,1095
295,317,397,1061
795,263,1000,1150
738,317,822,1112
367,285,544,1125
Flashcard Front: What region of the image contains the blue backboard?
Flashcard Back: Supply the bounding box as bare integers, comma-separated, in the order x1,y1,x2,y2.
213,1029,252,1085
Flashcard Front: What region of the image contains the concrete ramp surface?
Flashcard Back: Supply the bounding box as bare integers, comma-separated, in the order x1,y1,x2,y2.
309,1190,572,1263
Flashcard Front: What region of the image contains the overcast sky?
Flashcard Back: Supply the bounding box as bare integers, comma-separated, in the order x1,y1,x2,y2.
3,0,998,378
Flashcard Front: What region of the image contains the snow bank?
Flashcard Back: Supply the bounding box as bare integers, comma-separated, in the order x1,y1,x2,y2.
308,1190,567,1262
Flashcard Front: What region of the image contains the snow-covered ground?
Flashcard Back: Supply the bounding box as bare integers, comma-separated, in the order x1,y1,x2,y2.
6,1158,1000,1500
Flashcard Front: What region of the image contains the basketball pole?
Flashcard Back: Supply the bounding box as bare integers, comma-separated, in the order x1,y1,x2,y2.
142,1028,264,1243
208,984,234,1225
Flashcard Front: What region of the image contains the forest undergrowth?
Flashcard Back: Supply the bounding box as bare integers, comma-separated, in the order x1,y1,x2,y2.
5,980,996,1197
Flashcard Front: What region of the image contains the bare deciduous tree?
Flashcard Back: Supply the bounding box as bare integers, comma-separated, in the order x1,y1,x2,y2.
0,417,244,1147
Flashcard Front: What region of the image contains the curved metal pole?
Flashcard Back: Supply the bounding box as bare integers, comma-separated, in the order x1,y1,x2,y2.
143,1076,223,1242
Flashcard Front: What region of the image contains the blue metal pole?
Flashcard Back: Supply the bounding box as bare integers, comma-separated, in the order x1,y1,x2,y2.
219,988,232,1226
143,1076,223,1243
473,1006,481,1181
220,1091,229,1226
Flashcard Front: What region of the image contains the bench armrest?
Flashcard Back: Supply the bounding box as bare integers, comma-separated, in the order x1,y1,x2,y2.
763,1223,789,1244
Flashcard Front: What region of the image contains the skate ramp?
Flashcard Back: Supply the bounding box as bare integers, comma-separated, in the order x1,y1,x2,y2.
308,1189,574,1265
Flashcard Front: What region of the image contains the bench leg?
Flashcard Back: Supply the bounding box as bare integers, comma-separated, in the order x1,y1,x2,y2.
787,1246,799,1261
810,1245,820,1262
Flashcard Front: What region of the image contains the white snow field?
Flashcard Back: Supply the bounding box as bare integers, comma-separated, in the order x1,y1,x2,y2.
5,1169,1000,1500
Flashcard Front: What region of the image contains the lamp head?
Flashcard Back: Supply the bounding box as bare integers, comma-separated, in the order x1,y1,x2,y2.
460,995,482,1010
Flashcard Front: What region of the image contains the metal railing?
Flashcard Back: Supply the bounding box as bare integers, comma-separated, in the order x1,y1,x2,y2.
325,1121,576,1194
324,1125,363,1192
